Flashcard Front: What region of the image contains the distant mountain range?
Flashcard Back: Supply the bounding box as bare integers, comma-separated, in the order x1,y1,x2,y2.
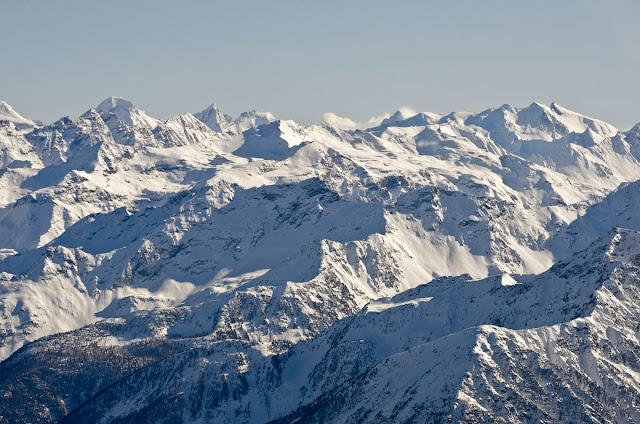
2,98,640,423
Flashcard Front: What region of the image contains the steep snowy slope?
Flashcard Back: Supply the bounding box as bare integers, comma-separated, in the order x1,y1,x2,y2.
2,100,640,361
269,229,640,424
0,122,42,192
549,179,640,255
2,99,640,423
0,101,37,129
5,229,640,423
193,104,236,134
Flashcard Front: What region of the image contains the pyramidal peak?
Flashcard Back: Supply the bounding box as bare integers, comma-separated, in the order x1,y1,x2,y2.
571,127,605,147
625,122,640,140
197,103,221,113
0,100,15,113
193,103,222,118
0,100,37,128
380,107,418,126
514,101,563,117
193,103,236,134
191,104,278,134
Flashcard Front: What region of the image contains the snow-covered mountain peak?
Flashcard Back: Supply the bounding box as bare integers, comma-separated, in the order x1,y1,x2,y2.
520,101,570,119
461,101,618,151
527,100,548,110
626,122,640,140
193,103,236,134
194,103,221,118
165,112,203,126
397,112,442,127
157,112,224,146
521,101,617,137
233,119,309,159
95,96,159,128
379,107,420,127
437,110,476,125
380,110,408,126
0,101,37,128
79,108,107,123
199,102,219,111
498,102,518,112
234,109,276,132
24,227,640,424
96,96,134,113
567,127,605,147
5,98,640,423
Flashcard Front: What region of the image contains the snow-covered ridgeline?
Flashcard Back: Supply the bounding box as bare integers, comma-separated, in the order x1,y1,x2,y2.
2,98,640,422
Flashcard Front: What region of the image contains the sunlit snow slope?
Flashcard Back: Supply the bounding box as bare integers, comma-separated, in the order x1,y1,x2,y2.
2,98,640,423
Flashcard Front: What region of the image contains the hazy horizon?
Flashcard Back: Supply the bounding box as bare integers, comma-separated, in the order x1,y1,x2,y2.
2,0,639,129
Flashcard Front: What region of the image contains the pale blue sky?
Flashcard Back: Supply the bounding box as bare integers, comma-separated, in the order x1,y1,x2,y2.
1,0,639,128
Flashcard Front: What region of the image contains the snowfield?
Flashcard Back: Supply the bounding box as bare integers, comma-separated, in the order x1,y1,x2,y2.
2,98,640,423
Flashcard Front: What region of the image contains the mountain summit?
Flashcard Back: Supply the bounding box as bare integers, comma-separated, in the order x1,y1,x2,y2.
95,96,160,128
96,96,135,112
0,101,37,128
1,99,640,423
193,103,236,134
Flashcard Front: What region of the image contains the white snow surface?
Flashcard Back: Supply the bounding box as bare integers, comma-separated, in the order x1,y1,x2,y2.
1,99,640,360
2,99,640,423
0,101,37,128
33,228,640,424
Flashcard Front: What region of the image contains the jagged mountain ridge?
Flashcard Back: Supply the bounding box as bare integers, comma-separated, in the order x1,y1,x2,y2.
2,98,640,423
5,228,640,423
